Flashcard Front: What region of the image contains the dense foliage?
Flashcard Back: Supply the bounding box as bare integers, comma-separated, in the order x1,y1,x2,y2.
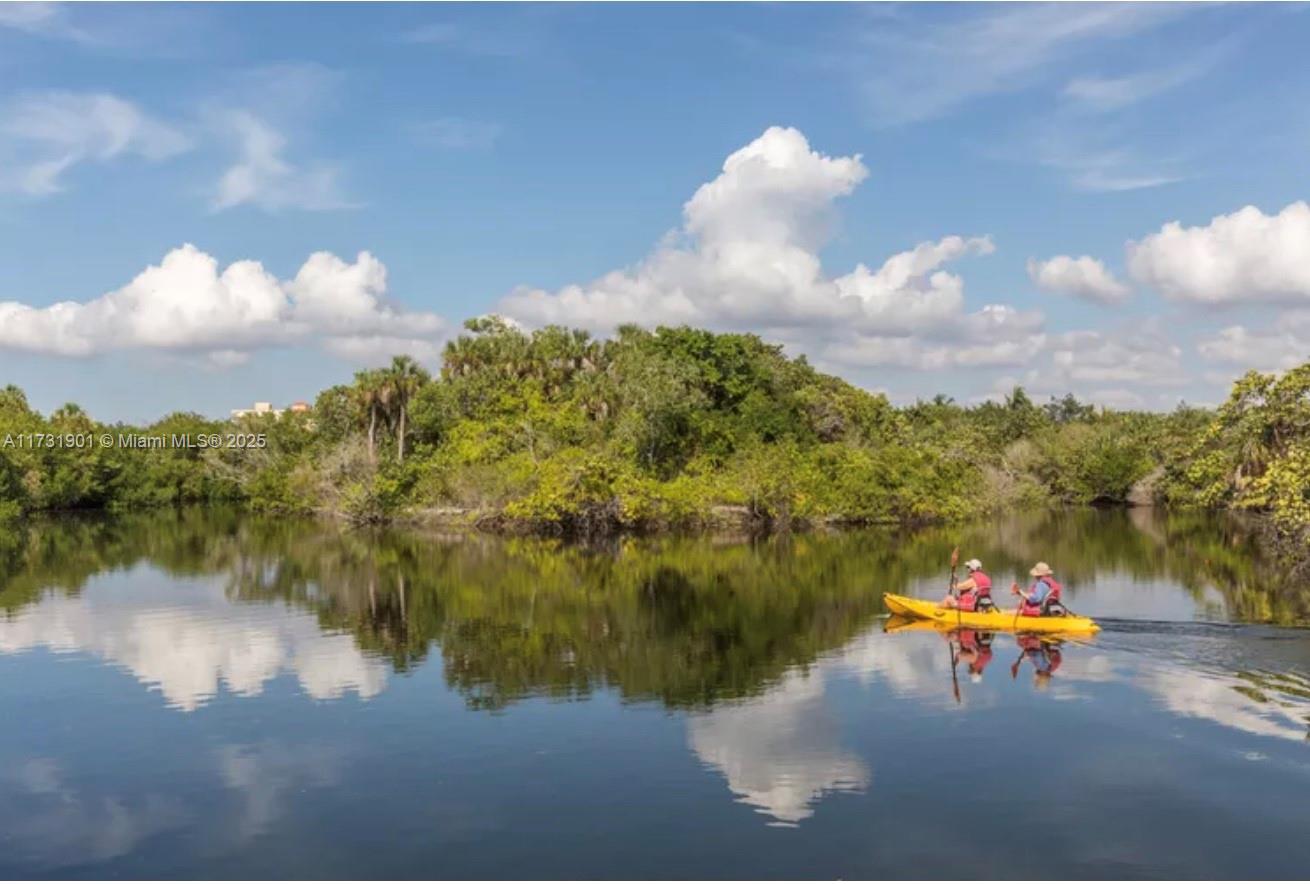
1,320,1307,547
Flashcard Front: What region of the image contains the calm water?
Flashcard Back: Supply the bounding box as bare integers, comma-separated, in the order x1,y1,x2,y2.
2,507,1309,879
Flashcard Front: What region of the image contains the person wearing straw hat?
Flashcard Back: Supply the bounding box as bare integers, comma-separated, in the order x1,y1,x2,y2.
1010,562,1065,617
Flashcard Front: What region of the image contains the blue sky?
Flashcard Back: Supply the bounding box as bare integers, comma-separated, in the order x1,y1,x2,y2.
2,2,1309,421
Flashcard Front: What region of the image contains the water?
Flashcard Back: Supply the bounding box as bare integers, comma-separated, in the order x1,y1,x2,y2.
1,507,1308,879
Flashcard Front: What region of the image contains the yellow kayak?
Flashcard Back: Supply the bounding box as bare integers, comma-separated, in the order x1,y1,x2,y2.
882,593,1100,634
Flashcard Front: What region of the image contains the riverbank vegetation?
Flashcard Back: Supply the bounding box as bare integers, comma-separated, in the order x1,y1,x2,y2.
1,319,1307,552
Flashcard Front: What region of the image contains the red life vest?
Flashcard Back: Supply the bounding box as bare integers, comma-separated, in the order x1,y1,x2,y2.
956,571,992,612
1019,576,1062,617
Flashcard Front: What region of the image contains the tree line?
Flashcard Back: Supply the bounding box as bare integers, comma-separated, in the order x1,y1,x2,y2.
1,318,1307,559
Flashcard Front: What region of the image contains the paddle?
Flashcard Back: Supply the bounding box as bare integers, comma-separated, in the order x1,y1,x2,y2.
948,634,961,704
946,547,961,703
949,547,961,630
1010,648,1024,680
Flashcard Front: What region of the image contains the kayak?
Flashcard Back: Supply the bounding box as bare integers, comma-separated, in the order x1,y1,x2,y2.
882,593,1100,634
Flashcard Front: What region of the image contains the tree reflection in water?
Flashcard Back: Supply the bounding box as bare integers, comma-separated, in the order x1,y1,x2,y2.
2,506,1309,832
2,506,1309,714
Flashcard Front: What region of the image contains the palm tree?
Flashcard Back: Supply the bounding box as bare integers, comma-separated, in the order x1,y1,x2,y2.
387,355,431,462
352,369,385,464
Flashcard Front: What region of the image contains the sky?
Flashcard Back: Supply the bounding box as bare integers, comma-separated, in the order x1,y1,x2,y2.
2,1,1309,422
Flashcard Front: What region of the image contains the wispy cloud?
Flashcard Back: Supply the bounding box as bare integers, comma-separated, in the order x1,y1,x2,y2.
0,91,191,196
847,3,1199,125
1061,38,1234,113
401,21,540,58
1064,66,1199,113
410,117,502,150
1029,119,1188,193
210,111,351,212
0,2,91,42
206,63,354,213
0,2,216,56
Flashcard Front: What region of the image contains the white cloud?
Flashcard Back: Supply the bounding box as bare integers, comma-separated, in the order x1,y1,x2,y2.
1046,327,1186,388
1028,255,1131,305
211,110,351,212
1127,202,1310,304
0,244,445,364
820,305,1045,371
0,91,191,195
500,126,1019,374
1197,314,1310,372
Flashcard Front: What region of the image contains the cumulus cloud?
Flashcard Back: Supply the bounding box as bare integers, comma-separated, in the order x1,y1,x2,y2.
1028,255,1131,304
0,244,445,364
820,305,1045,371
0,91,191,195
1127,202,1310,304
211,110,351,212
500,126,1027,373
985,323,1189,408
1047,328,1185,388
1197,312,1310,372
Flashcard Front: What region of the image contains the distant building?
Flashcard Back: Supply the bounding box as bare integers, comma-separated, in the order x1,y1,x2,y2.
230,400,313,420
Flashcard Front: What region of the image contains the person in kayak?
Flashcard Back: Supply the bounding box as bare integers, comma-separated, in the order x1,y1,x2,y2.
940,558,995,611
1009,562,1067,616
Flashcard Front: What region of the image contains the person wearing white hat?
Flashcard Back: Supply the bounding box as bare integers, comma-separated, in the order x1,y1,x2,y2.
939,558,995,611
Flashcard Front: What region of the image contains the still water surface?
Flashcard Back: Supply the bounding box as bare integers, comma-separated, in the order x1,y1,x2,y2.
2,507,1309,878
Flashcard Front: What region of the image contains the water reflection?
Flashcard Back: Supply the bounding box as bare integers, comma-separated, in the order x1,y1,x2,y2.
1,507,1307,715
687,669,869,826
0,505,1308,867
1,758,187,867
0,572,386,711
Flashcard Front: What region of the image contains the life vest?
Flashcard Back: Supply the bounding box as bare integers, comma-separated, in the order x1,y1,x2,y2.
1019,576,1062,617
957,571,993,612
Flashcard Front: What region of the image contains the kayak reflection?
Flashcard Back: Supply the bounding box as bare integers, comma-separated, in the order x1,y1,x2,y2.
884,615,1081,695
